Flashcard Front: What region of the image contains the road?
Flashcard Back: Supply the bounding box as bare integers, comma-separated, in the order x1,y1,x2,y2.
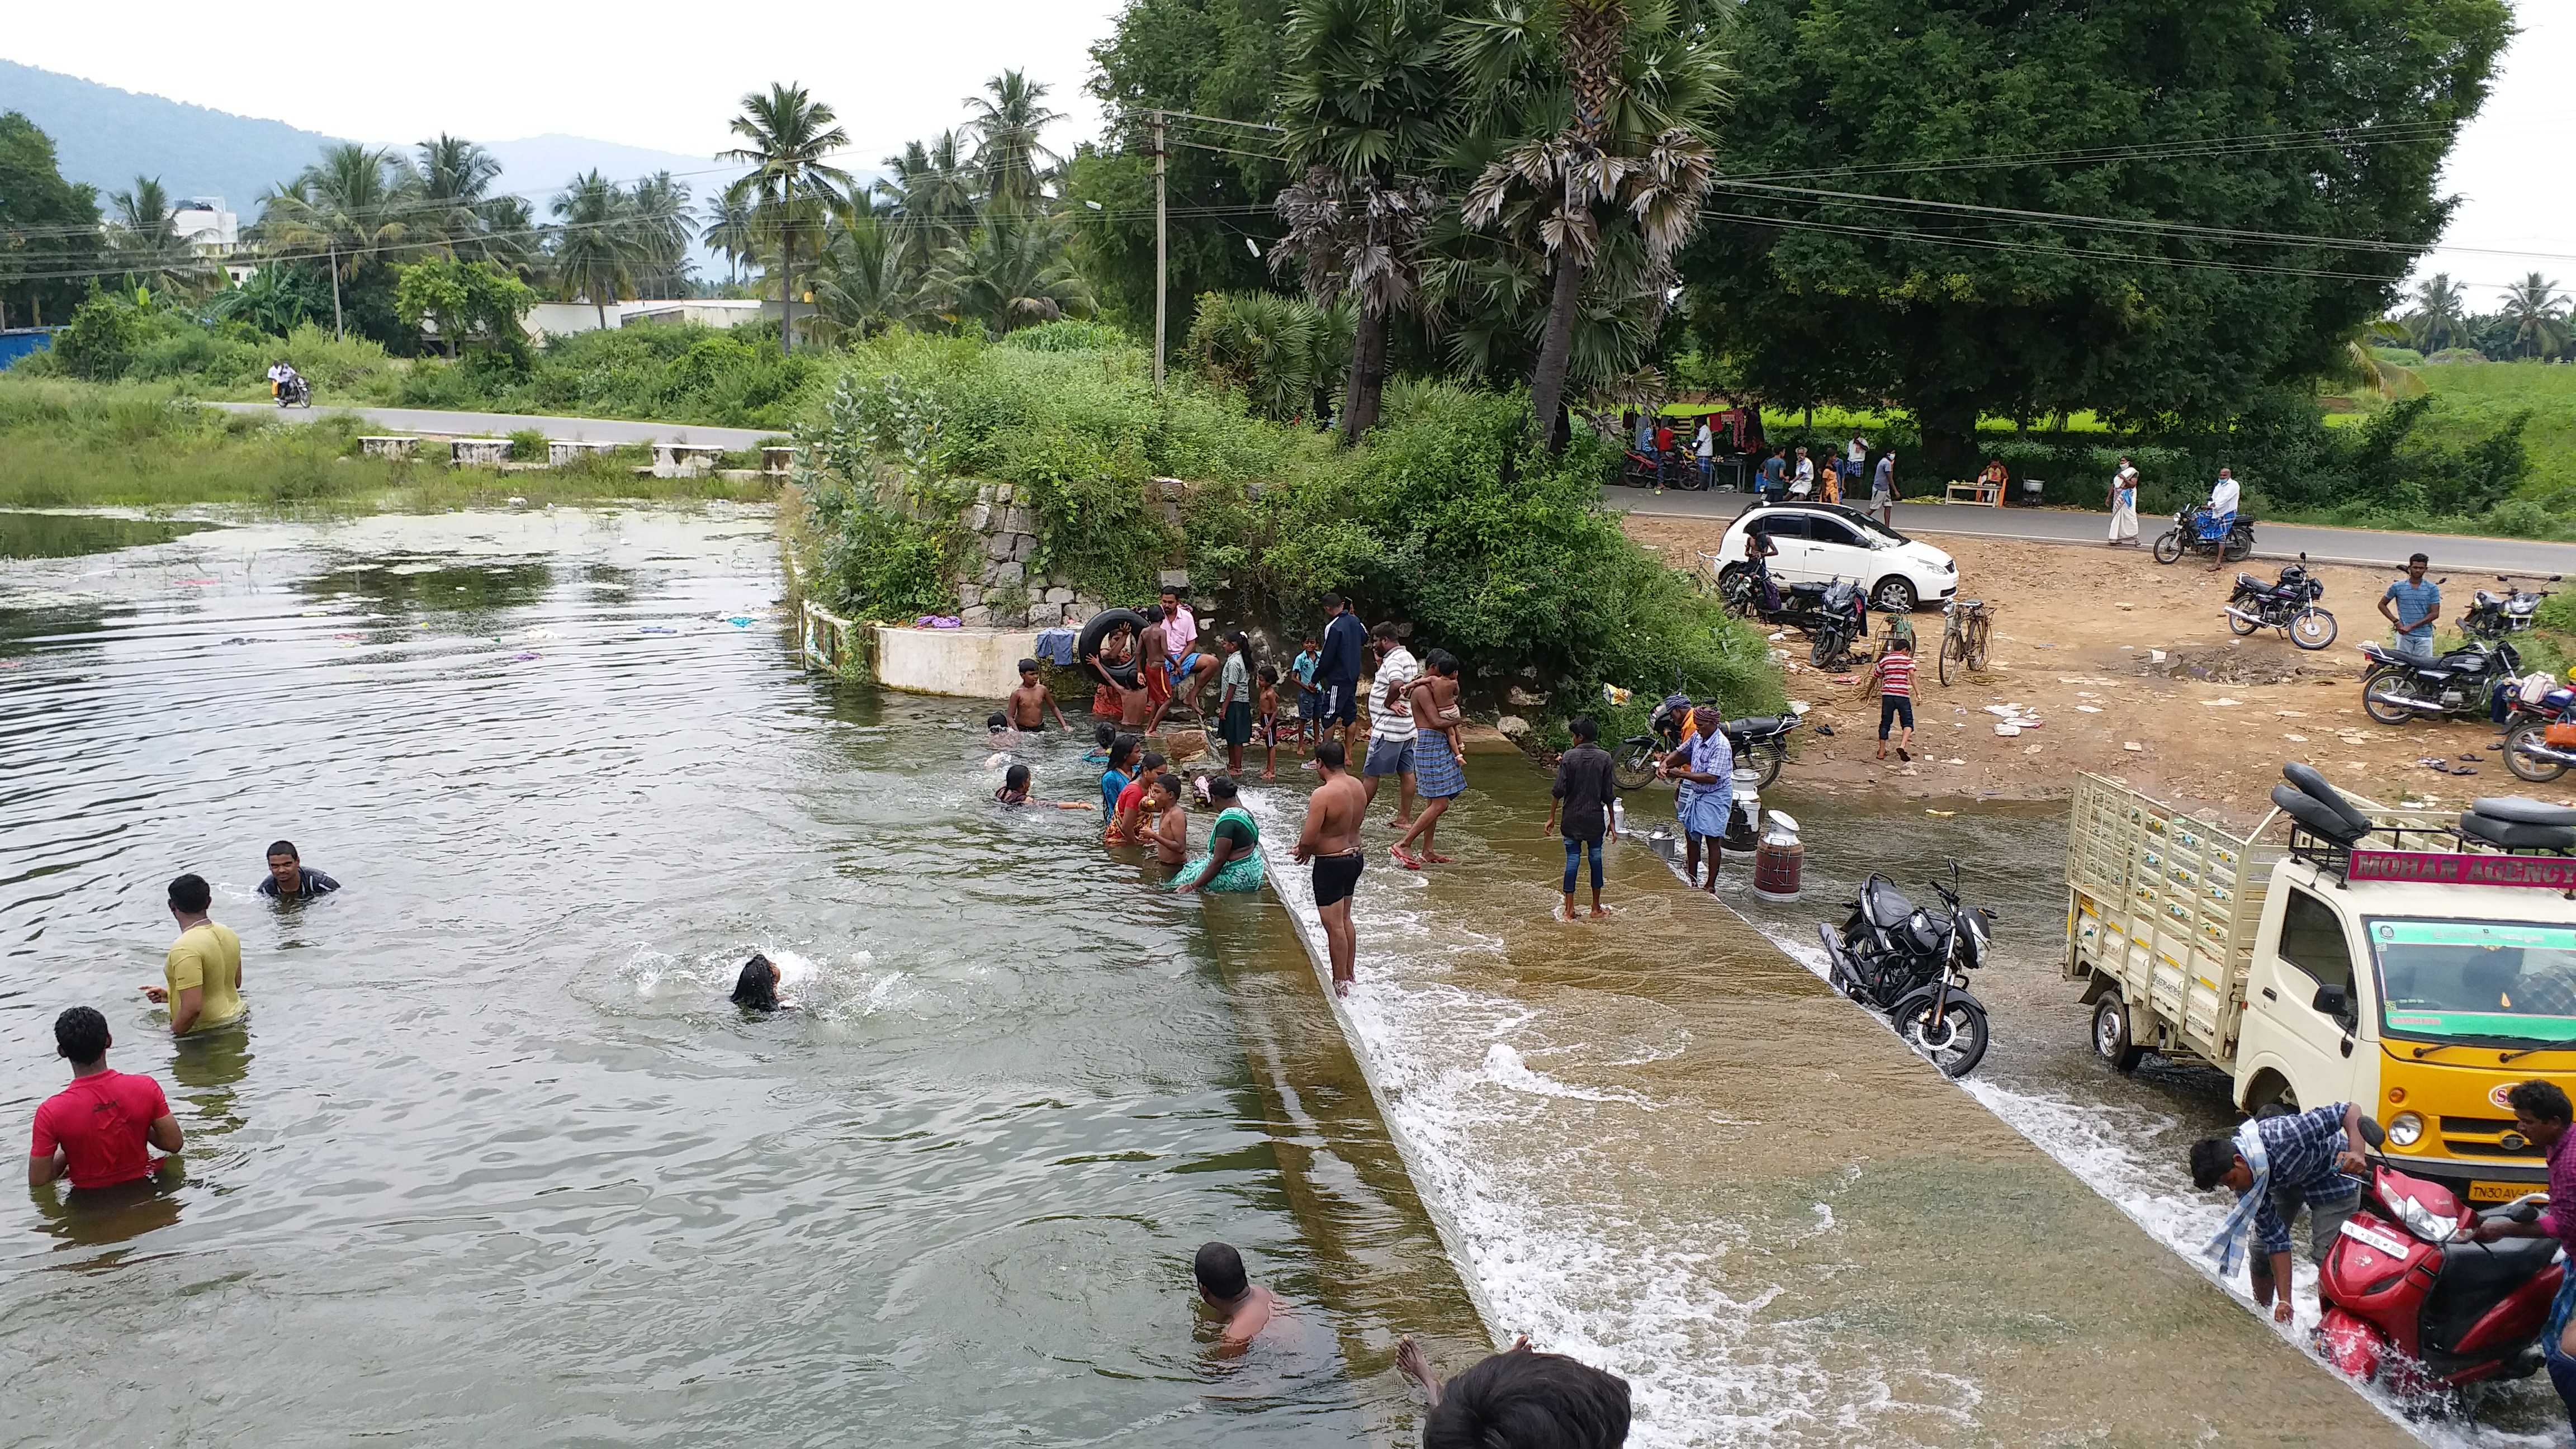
214,401,779,450
1603,484,2576,577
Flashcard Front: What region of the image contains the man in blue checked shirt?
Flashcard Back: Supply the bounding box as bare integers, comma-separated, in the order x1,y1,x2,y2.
2190,1100,2370,1324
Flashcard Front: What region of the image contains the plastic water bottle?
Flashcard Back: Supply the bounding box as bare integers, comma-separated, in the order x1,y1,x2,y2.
1611,799,1627,835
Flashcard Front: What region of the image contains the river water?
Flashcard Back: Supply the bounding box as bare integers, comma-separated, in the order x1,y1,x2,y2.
0,506,1479,1447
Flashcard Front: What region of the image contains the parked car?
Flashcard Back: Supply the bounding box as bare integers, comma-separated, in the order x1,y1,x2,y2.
1711,503,1958,613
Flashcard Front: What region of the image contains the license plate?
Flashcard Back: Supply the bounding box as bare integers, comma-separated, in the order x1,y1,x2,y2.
2339,1219,2413,1258
2470,1182,2531,1204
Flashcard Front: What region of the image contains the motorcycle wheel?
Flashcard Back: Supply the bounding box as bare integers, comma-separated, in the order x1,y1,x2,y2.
1716,566,1755,619
1611,738,1663,792
1811,629,1842,669
2362,666,2418,727
2507,722,2570,784
2151,531,2184,565
2291,608,2338,651
1754,741,1786,790
2223,531,2254,562
2226,607,2260,637
1903,994,1991,1078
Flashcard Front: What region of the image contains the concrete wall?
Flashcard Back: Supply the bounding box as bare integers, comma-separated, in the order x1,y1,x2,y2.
874,624,1039,698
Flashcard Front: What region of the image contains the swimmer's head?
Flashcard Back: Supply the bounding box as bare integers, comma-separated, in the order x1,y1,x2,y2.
54,1006,110,1068
1139,750,1166,780
1110,733,1142,770
1095,722,1116,749
1003,764,1031,793
987,711,1011,733
1017,657,1040,680
1193,1240,1248,1302
1209,776,1239,803
168,872,211,917
1145,774,1178,807
731,954,780,1011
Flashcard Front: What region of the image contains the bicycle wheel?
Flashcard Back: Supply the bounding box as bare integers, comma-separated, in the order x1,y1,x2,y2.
1965,613,1993,670
1938,626,1962,686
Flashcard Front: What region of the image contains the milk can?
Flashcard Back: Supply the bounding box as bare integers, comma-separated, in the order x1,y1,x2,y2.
1724,769,1762,851
1753,810,1805,902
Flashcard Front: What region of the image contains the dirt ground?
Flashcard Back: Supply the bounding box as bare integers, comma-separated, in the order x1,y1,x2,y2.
1623,518,2568,829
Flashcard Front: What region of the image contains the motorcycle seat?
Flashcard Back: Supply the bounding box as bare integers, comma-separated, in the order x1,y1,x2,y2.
2461,811,2576,852
2474,797,2576,828
2425,1234,2561,1355
1727,716,1784,739
1860,877,1916,930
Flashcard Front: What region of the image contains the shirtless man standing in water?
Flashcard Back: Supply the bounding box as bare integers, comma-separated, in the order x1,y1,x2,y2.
1298,741,1367,996
1193,1241,1280,1355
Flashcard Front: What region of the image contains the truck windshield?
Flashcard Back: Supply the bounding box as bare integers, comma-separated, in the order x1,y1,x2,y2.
2368,917,2576,1046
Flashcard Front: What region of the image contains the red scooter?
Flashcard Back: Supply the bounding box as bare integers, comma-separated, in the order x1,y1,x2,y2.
2315,1143,2560,1405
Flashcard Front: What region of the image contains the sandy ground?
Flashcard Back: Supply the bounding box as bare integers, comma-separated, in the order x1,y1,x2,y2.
1623,518,2568,828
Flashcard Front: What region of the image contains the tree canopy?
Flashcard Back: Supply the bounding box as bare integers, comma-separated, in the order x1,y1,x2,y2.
0,111,104,329
1682,0,2510,476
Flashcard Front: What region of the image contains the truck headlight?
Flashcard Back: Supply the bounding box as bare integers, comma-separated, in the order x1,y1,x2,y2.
2388,1111,2424,1147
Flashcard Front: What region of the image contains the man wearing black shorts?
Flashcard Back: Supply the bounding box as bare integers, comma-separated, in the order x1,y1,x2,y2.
1297,741,1368,996
1315,593,1367,764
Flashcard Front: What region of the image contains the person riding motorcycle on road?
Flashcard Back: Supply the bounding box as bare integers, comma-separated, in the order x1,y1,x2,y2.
268,360,305,402
2462,1081,2576,1435
2190,1099,2369,1324
2200,468,2242,573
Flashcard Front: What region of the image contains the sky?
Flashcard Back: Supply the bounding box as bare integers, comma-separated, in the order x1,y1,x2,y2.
1,0,2567,305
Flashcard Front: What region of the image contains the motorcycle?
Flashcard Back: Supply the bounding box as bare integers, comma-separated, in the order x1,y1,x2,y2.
2315,1128,2561,1406
1717,567,1872,669
2504,692,2576,783
1611,694,1805,793
2223,558,2337,650
274,374,311,409
2359,636,2523,727
2461,576,2560,642
1815,861,1995,1078
2151,506,2255,565
1620,448,1703,490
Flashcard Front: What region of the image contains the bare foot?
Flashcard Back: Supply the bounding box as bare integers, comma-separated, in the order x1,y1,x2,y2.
1395,1335,1437,1399
1334,978,1351,998
1262,770,1277,782
1388,816,1417,830
1555,903,1576,922
1589,906,1612,918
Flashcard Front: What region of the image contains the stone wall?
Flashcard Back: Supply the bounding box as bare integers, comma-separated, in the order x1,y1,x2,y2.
955,479,1140,629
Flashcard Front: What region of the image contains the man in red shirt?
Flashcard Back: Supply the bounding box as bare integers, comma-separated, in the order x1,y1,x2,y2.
27,1007,182,1190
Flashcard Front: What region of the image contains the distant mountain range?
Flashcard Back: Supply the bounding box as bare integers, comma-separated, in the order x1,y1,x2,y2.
0,60,765,266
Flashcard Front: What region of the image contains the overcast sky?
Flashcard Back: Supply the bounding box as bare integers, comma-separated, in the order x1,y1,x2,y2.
3,0,2565,304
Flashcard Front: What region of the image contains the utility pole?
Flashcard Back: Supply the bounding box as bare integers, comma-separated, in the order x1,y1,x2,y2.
328,245,344,341
1151,109,1167,392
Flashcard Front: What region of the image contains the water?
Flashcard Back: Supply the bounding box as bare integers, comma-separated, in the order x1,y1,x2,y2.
0,506,1480,1446
1254,771,2427,1447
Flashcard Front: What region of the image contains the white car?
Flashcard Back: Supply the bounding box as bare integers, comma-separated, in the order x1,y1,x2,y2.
1710,503,1958,613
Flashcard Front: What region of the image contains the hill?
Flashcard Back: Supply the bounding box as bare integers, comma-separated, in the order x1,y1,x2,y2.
1,58,337,211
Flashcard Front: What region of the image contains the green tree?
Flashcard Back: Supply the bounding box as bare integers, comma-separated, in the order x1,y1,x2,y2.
395,258,538,354
1682,0,2509,480
877,132,981,272
209,263,324,335
809,193,921,342
257,143,419,340
926,207,1095,334
628,171,699,297
721,82,855,354
0,112,106,329
106,175,198,298
703,189,757,285
2404,273,2470,354
2497,273,2572,361
414,135,500,252
549,170,643,329
1451,0,1731,448
966,70,1066,207
1273,0,1451,441
1185,288,1348,418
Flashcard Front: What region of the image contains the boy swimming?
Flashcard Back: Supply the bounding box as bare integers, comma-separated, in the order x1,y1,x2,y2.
1007,659,1071,732
995,763,1093,811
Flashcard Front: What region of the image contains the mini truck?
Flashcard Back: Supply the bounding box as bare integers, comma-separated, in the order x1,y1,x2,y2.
2064,773,2576,1201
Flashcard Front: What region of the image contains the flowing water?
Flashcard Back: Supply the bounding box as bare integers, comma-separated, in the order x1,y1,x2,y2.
0,506,1479,1447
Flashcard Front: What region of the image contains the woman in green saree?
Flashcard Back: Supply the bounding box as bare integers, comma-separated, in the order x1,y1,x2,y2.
1172,776,1265,894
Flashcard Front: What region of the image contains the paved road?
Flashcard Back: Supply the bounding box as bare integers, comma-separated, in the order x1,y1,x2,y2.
214,401,779,450
1604,484,2576,577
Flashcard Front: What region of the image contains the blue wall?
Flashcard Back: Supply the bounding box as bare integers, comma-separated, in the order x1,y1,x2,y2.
0,329,58,370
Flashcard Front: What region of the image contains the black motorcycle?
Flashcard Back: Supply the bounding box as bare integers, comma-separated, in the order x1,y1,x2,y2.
2151,506,2254,565
1720,567,1871,669
2359,636,2523,727
1816,862,1995,1078
2223,559,2337,650
1612,697,1803,792
275,374,312,409
2460,575,2559,642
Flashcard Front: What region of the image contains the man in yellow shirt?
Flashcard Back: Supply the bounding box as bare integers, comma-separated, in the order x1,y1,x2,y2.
145,873,243,1036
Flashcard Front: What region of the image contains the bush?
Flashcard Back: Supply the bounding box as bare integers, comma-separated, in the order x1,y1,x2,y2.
1001,319,1131,353
506,428,548,462
50,292,149,381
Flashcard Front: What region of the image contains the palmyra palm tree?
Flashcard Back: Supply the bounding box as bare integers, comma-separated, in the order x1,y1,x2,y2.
965,70,1066,208
721,82,854,354
550,170,643,330
2497,272,2573,361
1452,0,1731,448
924,206,1093,335
257,144,416,338
1273,0,1451,441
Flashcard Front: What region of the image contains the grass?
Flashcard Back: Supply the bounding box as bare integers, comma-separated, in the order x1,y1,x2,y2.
0,376,774,512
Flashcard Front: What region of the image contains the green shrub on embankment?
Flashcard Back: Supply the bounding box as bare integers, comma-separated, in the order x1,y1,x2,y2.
0,376,768,510
791,329,1783,720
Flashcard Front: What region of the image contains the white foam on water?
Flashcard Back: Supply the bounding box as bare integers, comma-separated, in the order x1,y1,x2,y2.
1249,795,1985,1447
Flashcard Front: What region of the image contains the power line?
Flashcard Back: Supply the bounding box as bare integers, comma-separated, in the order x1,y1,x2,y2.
1698,206,2424,286
1720,121,2462,187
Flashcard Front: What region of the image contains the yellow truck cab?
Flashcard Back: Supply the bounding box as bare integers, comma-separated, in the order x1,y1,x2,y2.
2065,774,2576,1200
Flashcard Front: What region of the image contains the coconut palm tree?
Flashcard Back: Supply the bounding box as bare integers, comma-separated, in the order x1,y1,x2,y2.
256,144,418,339
923,206,1093,335
414,135,502,255
2404,272,2470,354
1451,0,1731,448
627,171,698,297
721,82,854,354
808,193,921,342
878,132,981,271
703,190,757,286
106,175,197,297
2497,273,2573,361
965,70,1066,208
550,170,642,330
1273,0,1452,441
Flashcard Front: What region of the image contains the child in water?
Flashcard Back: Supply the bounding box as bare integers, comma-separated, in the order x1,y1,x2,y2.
732,954,787,1012
995,764,1092,811
1144,774,1190,868
1083,722,1115,764
1256,664,1282,781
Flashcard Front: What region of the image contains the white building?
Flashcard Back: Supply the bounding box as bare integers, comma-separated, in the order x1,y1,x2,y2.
171,197,240,257
523,298,792,339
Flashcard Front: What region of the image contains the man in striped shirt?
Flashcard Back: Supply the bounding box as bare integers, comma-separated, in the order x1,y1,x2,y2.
1870,637,1915,763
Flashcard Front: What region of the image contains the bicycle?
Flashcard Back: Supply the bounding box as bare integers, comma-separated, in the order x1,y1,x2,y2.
1936,597,1992,686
